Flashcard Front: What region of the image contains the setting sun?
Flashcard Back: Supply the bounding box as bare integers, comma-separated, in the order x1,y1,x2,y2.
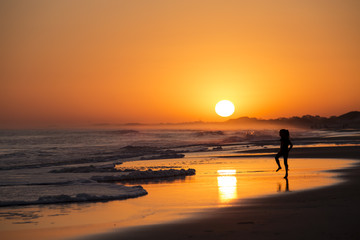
215,100,235,117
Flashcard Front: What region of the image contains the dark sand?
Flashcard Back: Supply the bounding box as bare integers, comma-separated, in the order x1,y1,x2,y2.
82,146,360,240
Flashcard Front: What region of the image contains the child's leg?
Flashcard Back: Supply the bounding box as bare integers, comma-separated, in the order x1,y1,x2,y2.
283,155,288,178
275,153,282,171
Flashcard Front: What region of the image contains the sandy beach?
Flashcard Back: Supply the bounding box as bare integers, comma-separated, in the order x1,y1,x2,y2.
81,146,360,240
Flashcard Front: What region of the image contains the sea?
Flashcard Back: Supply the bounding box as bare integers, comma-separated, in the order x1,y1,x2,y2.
0,128,267,203
0,127,358,206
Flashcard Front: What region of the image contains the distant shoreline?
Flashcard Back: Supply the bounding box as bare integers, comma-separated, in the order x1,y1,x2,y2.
88,111,360,130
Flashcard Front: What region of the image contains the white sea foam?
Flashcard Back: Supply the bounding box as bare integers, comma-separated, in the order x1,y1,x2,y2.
0,183,147,207
91,168,196,182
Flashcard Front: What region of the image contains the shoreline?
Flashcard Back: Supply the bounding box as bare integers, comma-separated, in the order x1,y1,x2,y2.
81,146,360,240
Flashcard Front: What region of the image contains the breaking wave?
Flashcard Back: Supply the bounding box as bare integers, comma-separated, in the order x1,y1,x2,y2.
0,184,147,207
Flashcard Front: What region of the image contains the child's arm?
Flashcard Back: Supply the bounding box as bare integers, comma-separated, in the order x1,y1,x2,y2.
289,140,293,151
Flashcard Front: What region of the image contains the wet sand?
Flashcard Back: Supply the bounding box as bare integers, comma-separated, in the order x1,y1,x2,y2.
83,146,360,240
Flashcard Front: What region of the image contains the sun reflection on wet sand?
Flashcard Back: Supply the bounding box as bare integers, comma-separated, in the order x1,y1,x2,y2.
217,170,237,203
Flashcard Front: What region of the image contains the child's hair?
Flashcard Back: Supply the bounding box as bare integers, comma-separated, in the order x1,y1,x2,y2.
279,129,290,139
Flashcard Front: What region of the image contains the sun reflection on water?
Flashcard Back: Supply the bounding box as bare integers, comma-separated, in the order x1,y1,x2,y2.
217,170,237,203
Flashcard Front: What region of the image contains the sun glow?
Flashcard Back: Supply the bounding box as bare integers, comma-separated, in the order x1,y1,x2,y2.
215,100,235,117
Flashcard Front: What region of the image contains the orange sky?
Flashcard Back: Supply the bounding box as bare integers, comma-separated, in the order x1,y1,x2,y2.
1,0,359,127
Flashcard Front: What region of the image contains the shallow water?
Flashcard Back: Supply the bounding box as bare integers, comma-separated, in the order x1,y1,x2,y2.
0,154,356,240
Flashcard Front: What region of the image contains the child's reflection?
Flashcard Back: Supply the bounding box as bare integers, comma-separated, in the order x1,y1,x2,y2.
277,178,290,192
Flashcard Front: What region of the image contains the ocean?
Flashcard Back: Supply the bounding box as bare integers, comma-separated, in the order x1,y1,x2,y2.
0,128,270,205
0,127,358,206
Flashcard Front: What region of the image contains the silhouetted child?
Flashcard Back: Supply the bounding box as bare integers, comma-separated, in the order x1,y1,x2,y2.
275,129,293,178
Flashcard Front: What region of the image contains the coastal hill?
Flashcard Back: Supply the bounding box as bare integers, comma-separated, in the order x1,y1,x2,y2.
226,111,360,129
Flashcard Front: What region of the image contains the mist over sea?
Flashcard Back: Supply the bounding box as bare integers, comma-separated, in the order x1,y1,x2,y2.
0,128,312,170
